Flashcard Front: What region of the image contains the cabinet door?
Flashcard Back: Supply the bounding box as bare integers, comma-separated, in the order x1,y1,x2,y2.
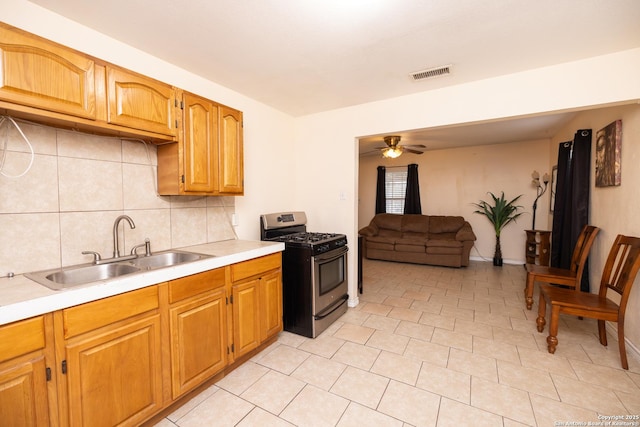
232,279,260,359
0,315,51,426
0,24,96,119
260,270,283,341
169,289,227,399
218,105,244,194
106,66,176,136
0,355,50,426
64,315,162,427
183,92,218,193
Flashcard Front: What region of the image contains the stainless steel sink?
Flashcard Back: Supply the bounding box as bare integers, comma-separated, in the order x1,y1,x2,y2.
128,250,210,269
26,263,141,290
25,250,213,290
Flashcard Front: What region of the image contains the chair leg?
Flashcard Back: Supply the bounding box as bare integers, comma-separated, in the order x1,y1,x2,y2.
597,319,608,346
525,275,535,310
617,318,628,370
536,292,546,333
546,305,560,354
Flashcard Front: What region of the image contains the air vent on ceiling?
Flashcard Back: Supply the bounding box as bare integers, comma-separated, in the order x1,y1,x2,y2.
410,65,452,81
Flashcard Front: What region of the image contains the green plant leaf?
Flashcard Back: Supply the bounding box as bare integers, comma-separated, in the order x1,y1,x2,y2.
472,191,524,236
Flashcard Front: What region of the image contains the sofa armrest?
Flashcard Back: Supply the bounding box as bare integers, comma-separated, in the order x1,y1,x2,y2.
358,224,379,237
456,222,477,242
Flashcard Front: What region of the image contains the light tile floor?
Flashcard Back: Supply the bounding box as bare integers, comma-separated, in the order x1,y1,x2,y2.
154,259,640,426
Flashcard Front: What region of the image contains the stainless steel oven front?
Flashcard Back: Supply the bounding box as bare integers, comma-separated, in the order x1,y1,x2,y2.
312,245,349,336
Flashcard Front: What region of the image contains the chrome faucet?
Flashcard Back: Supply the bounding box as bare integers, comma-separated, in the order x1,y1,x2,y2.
131,238,152,257
113,215,136,258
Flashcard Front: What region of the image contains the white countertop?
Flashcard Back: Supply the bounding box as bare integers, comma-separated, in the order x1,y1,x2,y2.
0,239,284,326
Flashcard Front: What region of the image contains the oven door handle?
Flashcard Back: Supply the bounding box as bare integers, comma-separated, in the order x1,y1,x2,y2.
315,245,349,262
314,294,348,320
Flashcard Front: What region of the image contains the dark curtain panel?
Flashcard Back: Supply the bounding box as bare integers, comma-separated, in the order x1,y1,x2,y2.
375,166,386,214
551,129,592,292
404,163,422,214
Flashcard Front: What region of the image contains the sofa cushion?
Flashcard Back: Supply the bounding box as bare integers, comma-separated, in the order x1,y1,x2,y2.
428,231,457,240
396,243,427,253
367,235,397,252
358,223,378,237
402,231,427,240
427,239,463,248
368,242,395,251
373,213,404,231
378,229,402,239
429,216,465,233
426,239,463,255
402,215,429,233
395,236,426,253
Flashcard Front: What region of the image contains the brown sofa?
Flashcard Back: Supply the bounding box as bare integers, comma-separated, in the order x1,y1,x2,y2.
358,213,477,267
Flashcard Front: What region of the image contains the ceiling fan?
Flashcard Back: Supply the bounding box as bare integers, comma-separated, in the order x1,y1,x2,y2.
375,136,426,158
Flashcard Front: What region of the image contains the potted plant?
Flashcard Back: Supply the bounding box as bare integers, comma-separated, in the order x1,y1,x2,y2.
472,191,524,266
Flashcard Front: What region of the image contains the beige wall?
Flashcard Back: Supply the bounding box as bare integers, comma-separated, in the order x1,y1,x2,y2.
0,121,236,275
358,139,551,263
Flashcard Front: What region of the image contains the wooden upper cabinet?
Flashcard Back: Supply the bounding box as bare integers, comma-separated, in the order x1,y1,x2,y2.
157,92,244,196
106,66,177,137
0,24,96,119
218,106,244,194
183,92,219,193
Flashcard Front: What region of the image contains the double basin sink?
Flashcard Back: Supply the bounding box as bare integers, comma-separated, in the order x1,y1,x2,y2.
26,250,213,291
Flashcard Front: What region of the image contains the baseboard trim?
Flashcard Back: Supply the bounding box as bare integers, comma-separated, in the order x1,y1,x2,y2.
605,322,640,364
469,256,525,265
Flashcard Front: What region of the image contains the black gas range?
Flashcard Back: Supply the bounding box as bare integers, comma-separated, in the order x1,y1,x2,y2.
260,212,348,338
267,232,348,256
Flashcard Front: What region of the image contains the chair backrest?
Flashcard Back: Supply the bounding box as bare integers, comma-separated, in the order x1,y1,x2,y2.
599,235,640,315
569,225,600,277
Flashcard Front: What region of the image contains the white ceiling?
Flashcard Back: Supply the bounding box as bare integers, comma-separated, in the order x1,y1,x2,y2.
28,0,640,152
357,111,580,156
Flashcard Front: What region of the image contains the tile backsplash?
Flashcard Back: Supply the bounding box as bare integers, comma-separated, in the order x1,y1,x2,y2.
0,118,236,276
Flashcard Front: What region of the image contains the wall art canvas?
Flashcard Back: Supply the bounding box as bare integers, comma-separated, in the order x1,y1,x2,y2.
595,120,622,187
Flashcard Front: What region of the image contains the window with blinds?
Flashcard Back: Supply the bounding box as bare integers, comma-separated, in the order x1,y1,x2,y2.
385,168,407,214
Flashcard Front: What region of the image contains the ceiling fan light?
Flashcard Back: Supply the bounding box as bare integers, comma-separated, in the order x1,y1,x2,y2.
382,147,403,158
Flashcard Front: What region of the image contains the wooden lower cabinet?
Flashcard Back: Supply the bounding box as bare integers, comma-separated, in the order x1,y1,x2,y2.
0,315,55,426
56,286,163,427
230,253,283,361
63,315,163,427
231,279,261,360
260,270,283,341
1,254,282,426
167,268,227,399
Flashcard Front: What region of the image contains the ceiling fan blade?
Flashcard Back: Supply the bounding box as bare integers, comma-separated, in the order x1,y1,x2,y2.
403,144,426,149
404,148,424,154
360,150,382,157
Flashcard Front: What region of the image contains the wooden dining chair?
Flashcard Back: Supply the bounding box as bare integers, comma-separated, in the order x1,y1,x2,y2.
524,225,600,309
536,234,640,369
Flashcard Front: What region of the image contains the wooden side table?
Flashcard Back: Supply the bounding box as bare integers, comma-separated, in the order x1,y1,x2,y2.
525,230,551,266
